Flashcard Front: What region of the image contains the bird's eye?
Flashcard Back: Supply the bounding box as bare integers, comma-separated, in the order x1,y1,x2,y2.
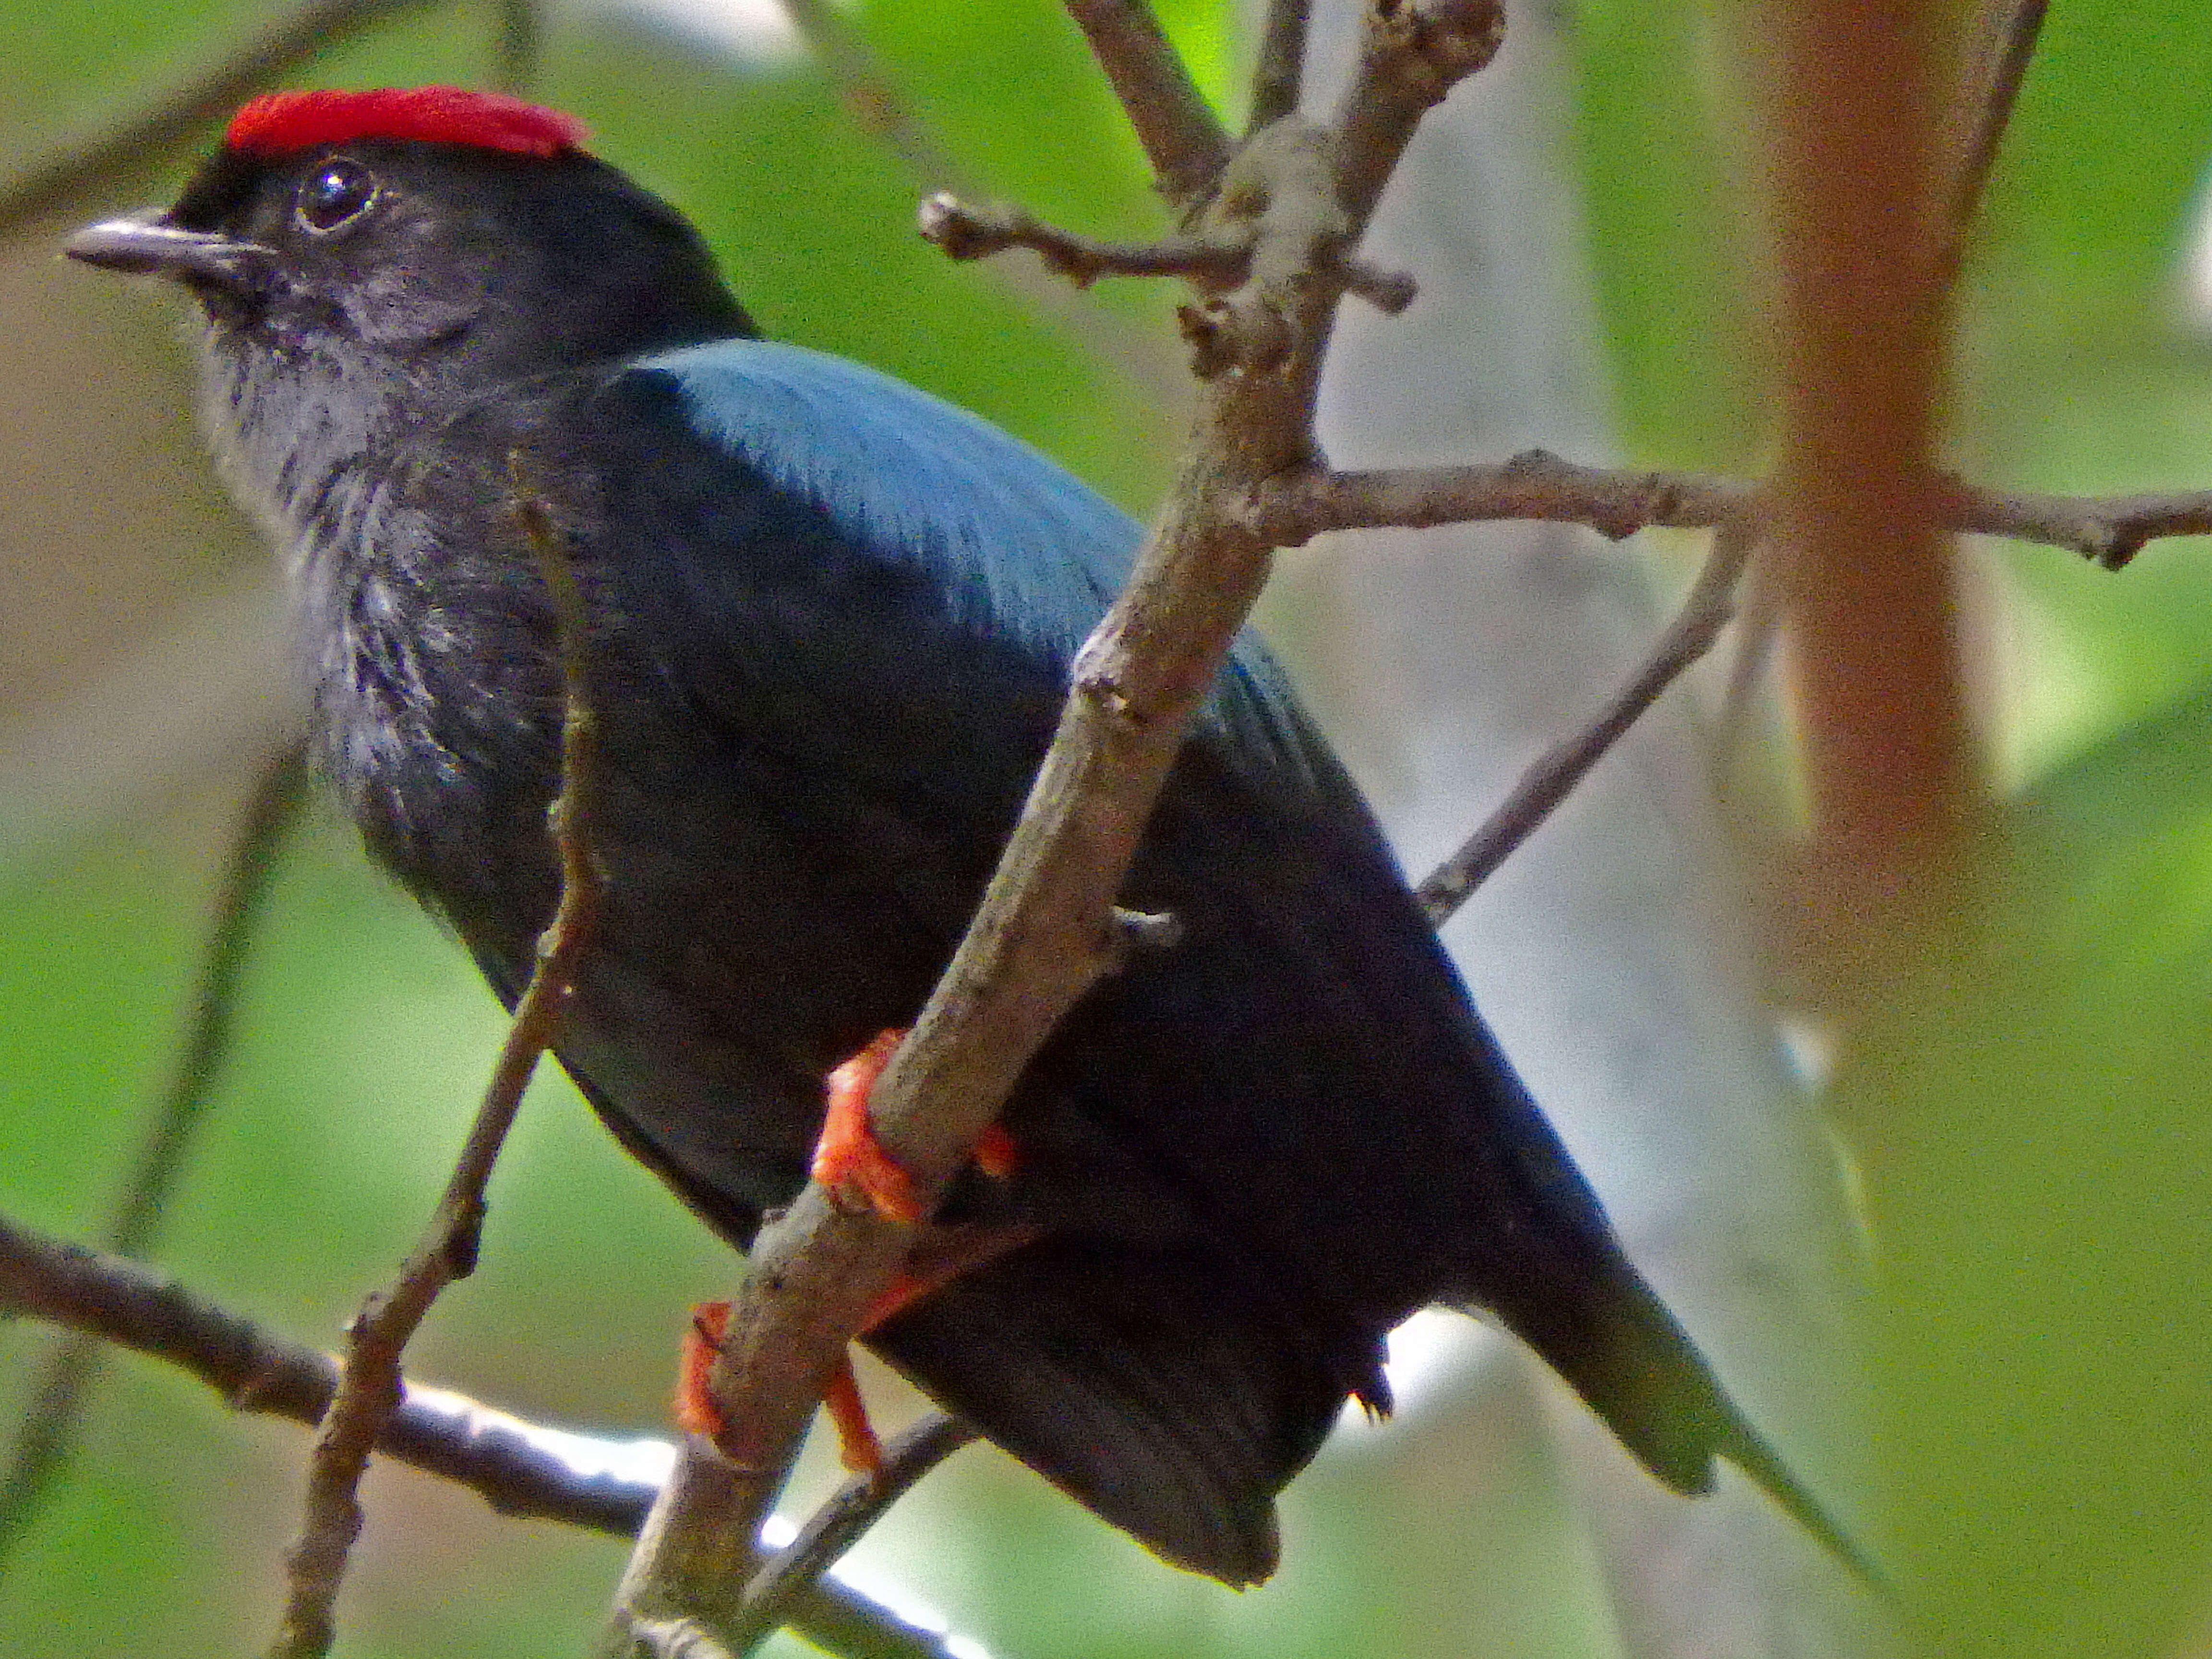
296,160,379,234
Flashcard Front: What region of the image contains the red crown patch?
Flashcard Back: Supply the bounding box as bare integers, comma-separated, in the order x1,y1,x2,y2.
224,87,589,159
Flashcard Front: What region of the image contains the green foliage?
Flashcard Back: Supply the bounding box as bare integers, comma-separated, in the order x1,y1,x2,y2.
1860,687,2212,1658
11,0,2212,1654
1569,0,1764,469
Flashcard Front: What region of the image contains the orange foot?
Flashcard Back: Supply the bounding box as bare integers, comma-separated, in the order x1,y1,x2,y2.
812,1030,1022,1221
679,1048,1028,1482
813,1029,922,1222
677,1299,883,1476
677,1222,1043,1480
674,1299,734,1443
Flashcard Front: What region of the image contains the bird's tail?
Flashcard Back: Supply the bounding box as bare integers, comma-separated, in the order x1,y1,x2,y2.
1472,1247,1884,1589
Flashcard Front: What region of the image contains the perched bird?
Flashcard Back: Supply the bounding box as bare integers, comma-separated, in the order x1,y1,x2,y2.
71,86,1859,1586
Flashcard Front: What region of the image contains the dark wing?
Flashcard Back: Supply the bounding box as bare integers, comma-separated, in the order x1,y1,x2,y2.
571,340,1860,1583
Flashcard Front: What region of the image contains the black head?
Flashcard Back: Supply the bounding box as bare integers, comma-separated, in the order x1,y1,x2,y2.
68,87,755,389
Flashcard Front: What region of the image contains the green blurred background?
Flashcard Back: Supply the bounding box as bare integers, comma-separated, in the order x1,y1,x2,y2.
7,1,2212,1655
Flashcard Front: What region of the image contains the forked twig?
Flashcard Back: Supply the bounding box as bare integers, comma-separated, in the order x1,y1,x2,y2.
920,192,1414,313
604,4,1510,1649
1242,450,2212,570
0,1211,964,1659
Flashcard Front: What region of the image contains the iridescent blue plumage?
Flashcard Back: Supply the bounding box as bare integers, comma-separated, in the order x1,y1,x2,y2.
637,339,1366,818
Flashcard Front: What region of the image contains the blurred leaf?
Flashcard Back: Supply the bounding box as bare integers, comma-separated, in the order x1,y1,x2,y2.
1568,0,1762,469
1862,682,2212,1658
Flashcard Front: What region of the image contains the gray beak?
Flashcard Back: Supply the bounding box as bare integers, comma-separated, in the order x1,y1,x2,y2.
66,210,277,294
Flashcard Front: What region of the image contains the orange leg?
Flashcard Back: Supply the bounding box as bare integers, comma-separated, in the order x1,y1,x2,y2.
678,1220,1039,1477
680,1044,1030,1478
821,1355,884,1477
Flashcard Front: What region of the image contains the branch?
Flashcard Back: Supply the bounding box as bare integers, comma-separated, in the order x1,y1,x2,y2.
0,0,438,240
1062,0,1234,211
1697,0,2041,783
1246,0,1311,133
266,482,606,1659
1272,456,2212,912
1249,449,1757,542
729,1415,976,1653
1767,0,1971,874
0,1211,655,1535
1944,478,2212,570
779,0,1186,412
918,194,1245,287
605,4,1505,1646
0,739,305,1569
1415,520,1761,922
918,192,1415,313
1331,0,1507,227
0,1212,962,1659
1246,449,2212,569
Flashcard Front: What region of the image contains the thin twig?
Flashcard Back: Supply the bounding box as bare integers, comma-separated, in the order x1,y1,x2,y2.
0,739,305,1575
90,742,309,1264
1941,477,2212,570
1331,0,1506,226
491,0,541,94
0,1212,963,1659
730,1415,976,1654
1248,450,1756,543
0,0,437,240
919,192,1414,313
1931,0,2048,292
1712,556,1785,771
1246,449,2212,568
778,0,972,192
266,479,605,1659
1062,0,1234,211
779,0,1186,412
919,194,1246,288
1416,520,1762,922
0,1211,654,1536
1246,0,1311,132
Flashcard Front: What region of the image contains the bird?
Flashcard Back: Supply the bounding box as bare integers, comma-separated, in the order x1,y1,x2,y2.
69,85,1863,1587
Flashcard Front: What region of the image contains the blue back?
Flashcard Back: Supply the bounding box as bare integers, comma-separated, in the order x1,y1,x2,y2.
640,340,1363,820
